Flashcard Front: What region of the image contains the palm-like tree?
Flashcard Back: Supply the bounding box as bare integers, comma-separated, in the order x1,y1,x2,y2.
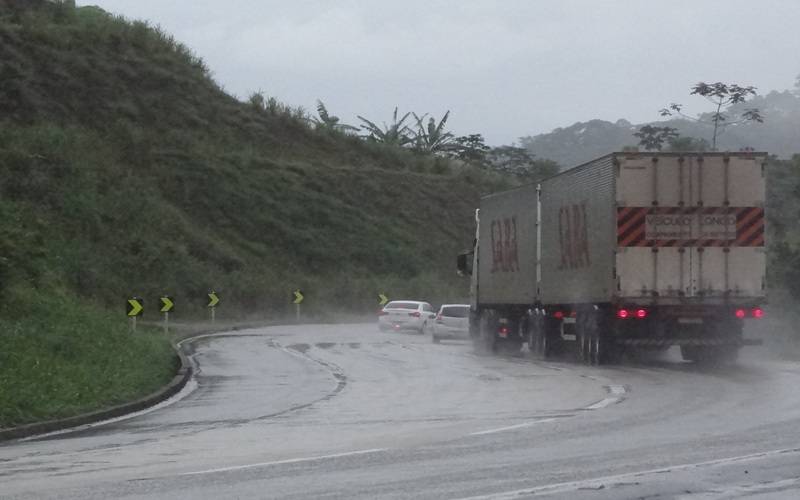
412,111,454,154
357,107,414,146
311,100,358,133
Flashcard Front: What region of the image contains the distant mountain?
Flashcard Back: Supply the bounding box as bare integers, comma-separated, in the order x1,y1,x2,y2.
520,90,800,167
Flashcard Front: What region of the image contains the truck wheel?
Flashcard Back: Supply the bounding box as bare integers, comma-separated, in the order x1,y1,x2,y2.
474,312,496,355
680,345,699,362
529,313,548,359
576,310,593,364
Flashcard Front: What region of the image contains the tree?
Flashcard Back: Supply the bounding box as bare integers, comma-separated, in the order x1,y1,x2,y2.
666,136,710,152
659,82,763,150
411,111,454,155
311,100,357,133
356,107,414,146
448,134,491,164
633,125,679,151
487,146,559,181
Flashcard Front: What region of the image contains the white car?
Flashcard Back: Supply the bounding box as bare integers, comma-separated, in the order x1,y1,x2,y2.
378,300,436,333
431,304,470,343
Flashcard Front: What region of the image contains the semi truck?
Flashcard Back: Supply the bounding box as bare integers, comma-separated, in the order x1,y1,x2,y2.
457,152,766,364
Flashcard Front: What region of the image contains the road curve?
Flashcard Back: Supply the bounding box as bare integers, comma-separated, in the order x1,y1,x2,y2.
2,324,799,499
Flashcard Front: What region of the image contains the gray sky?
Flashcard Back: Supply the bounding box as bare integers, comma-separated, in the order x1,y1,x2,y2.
78,0,800,146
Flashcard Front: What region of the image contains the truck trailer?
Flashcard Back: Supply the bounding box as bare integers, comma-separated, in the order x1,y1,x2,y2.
457,152,766,364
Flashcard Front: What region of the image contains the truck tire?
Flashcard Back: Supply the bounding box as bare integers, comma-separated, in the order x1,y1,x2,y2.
576,309,594,365
578,307,620,365
527,312,548,359
474,312,497,355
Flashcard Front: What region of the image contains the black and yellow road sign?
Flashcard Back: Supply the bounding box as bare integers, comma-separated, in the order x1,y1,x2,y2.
160,296,174,313
127,297,143,317
378,293,389,306
207,291,219,308
292,289,304,305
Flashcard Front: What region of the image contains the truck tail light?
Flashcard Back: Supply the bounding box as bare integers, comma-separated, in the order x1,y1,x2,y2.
409,311,421,318
752,308,764,319
553,311,564,319
498,326,509,337
436,313,443,322
617,309,630,319
635,308,648,319
735,309,746,319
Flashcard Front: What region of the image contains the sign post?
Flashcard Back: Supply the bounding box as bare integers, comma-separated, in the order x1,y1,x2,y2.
292,289,304,322
207,291,219,324
127,297,143,332
160,296,174,334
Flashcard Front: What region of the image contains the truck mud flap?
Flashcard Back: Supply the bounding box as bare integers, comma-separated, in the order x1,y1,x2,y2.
616,338,763,347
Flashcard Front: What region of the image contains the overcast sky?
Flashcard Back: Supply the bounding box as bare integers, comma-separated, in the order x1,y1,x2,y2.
77,0,800,146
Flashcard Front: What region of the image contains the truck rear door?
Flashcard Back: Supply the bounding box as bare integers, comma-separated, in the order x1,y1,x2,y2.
615,154,766,300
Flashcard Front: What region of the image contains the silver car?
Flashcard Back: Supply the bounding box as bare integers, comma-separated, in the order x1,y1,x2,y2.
431,304,470,343
378,300,436,333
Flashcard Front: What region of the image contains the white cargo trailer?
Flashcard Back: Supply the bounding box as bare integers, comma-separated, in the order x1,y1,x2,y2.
459,152,766,364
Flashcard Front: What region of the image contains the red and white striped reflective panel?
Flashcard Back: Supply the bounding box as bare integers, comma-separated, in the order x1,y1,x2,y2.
617,206,764,247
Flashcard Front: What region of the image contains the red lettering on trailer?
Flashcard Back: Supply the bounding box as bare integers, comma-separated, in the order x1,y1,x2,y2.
490,216,519,273
559,202,591,269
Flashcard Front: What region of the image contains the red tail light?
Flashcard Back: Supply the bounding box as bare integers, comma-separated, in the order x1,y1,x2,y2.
436,313,443,322
498,326,509,337
735,309,746,319
617,309,630,319
635,308,648,319
553,311,564,319
409,311,421,317
378,310,388,316
752,308,764,319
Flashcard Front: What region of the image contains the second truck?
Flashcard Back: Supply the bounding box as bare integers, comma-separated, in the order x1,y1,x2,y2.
457,152,766,364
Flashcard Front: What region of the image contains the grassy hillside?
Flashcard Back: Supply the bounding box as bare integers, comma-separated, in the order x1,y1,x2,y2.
0,2,512,426
0,3,505,320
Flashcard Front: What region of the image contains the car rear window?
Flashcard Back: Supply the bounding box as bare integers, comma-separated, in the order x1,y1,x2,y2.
441,306,469,318
385,302,419,310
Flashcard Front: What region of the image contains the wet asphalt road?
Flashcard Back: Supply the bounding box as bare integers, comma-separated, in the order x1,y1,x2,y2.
2,324,800,499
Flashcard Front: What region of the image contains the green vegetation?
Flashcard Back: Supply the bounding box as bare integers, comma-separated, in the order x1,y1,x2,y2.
0,2,519,426
0,287,175,427
0,3,510,317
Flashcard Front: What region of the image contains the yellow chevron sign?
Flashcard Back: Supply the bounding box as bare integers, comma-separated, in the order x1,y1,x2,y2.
378,293,389,306
207,291,219,308
160,296,174,313
127,298,143,317
292,289,304,305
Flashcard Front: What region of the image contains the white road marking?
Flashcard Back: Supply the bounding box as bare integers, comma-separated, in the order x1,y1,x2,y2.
582,385,627,410
583,397,620,410
455,446,800,500
178,448,389,476
679,477,800,499
17,378,199,442
16,331,263,442
608,384,626,395
470,418,558,436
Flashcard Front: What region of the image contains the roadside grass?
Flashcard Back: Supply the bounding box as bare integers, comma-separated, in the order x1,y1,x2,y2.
0,288,175,428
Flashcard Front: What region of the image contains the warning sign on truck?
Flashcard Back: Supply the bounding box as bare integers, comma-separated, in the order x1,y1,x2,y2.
618,206,764,247
645,213,737,241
